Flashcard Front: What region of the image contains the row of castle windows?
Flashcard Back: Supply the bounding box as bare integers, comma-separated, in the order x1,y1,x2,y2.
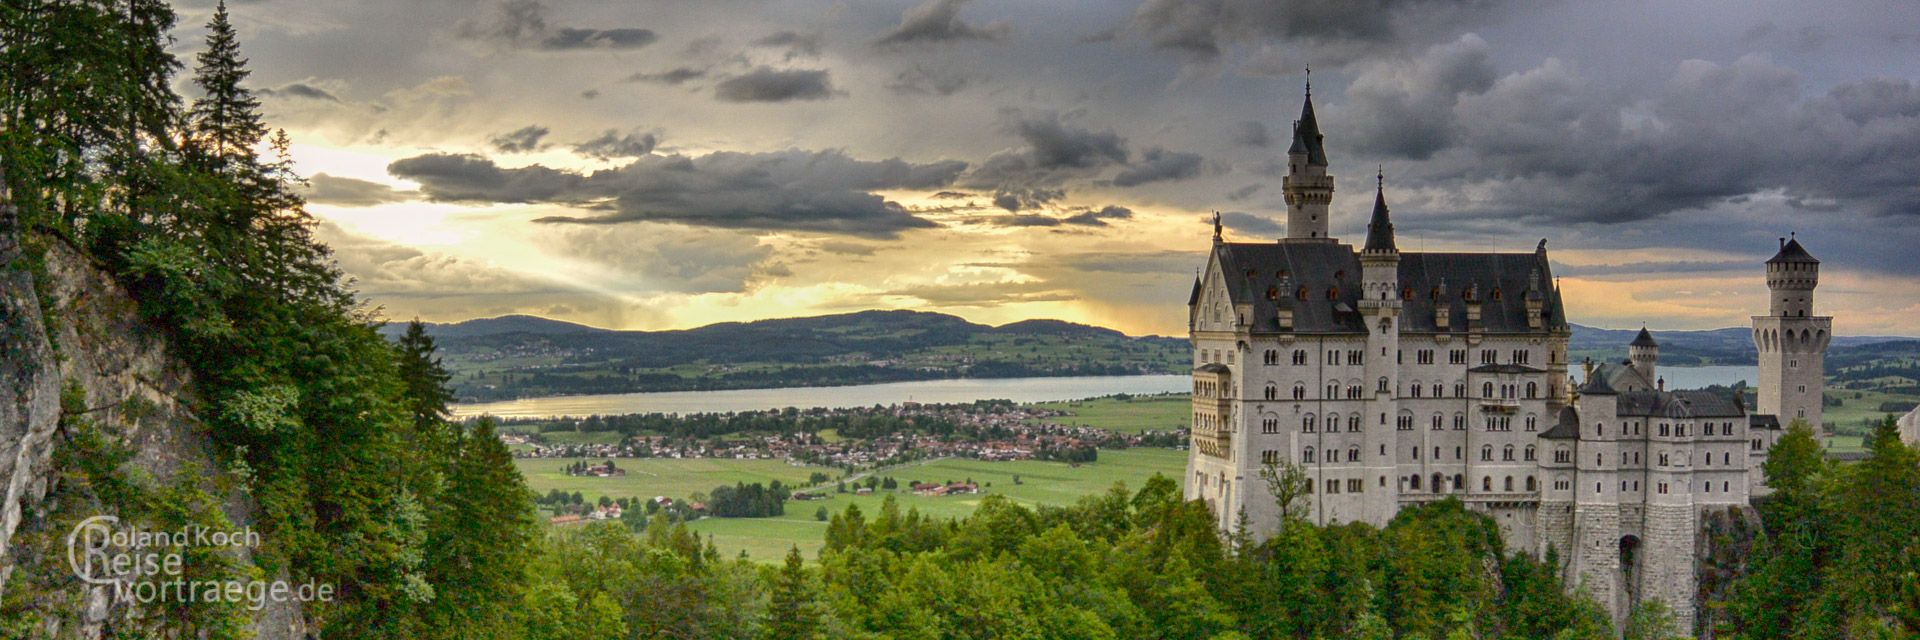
1260,281,1522,305
1250,348,1540,368
1262,380,1538,401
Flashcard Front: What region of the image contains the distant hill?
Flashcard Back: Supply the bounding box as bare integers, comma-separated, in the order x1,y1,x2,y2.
379,314,610,339
1569,323,1911,366
398,310,1185,402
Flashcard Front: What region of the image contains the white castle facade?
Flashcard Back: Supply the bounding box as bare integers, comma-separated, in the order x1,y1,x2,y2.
1183,88,1827,631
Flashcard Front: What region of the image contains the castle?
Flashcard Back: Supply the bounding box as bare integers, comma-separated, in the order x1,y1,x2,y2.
1183,86,1827,631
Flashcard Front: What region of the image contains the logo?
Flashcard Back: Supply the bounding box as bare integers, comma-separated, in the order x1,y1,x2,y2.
65,515,334,610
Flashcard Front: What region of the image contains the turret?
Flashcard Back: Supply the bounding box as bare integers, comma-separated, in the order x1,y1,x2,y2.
1283,75,1334,242
1766,235,1819,317
1629,327,1658,384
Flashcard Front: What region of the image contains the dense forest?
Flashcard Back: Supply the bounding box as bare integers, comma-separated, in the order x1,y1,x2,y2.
3,1,1918,638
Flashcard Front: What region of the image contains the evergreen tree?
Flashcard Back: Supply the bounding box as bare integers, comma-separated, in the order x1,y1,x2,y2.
395,319,455,432
422,418,538,636
764,546,820,640
187,0,265,168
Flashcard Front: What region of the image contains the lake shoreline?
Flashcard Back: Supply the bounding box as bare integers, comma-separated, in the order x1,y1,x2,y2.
454,365,1760,420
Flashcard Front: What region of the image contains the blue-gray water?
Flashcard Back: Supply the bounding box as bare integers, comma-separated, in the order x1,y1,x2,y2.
452,366,1759,419
453,374,1193,419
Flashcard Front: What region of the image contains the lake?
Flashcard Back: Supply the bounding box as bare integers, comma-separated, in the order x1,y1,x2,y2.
452,374,1193,418
452,366,1761,419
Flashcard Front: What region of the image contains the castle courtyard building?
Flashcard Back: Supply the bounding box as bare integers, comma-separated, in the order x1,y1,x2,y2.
1185,87,1817,632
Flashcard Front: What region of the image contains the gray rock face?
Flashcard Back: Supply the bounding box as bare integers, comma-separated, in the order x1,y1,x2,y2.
0,185,306,637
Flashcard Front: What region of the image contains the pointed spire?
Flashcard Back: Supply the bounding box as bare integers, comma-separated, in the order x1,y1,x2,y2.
1632,326,1658,348
1363,167,1397,254
1290,73,1328,167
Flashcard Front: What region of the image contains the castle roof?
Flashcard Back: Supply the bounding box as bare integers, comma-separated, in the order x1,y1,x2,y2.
1541,407,1582,439
1194,363,1231,375
1614,389,1746,418
1290,91,1329,167
1631,327,1658,348
1187,276,1202,306
1205,242,1567,335
1592,361,1655,393
1766,237,1818,265
1469,363,1548,375
1577,371,1619,395
1363,174,1397,254
1750,414,1782,431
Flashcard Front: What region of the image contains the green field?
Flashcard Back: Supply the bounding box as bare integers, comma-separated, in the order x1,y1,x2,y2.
519,448,1188,562
689,448,1187,561
1027,394,1190,434
515,457,822,503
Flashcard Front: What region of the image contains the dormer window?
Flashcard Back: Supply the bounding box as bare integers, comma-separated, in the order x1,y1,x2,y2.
1326,286,1339,300
1296,286,1309,301
1402,287,1414,300
1491,287,1503,301
1266,286,1279,301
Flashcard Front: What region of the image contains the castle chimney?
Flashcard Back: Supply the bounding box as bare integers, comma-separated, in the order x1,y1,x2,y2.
1657,377,1665,392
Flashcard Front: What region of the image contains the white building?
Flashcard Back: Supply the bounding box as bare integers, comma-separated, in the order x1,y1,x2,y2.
1184,86,1819,632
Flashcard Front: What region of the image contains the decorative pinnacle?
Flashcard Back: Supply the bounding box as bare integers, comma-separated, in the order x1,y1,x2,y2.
1377,165,1384,190
1304,65,1311,96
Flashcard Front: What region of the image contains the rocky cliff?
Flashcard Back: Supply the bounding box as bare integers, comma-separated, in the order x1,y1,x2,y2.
0,191,304,636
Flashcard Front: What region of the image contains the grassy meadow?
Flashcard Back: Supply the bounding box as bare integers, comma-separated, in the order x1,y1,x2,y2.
686,448,1188,561
517,448,1189,562
1026,394,1190,434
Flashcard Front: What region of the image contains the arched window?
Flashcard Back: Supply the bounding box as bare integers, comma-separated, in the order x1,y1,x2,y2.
1481,445,1493,461
1348,447,1361,462
1526,382,1538,398
1326,286,1339,300
1296,286,1309,300
1410,474,1422,490
1303,414,1316,433
1264,383,1277,400
1504,476,1514,491
1503,445,1515,461
1433,473,1446,493
1525,415,1537,431
1482,476,1492,491
1303,447,1316,463
1266,286,1279,301
1348,415,1361,431
1325,413,1339,432
1483,381,1495,397
1524,445,1536,461
1377,376,1390,393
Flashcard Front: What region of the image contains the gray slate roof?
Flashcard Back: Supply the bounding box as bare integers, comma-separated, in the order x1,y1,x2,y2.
1750,414,1782,431
1207,242,1566,335
1541,407,1582,439
1364,182,1396,254
1767,237,1818,265
1631,327,1658,348
1614,389,1746,418
1291,94,1329,167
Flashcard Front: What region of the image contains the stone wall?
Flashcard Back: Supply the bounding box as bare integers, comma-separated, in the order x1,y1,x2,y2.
1642,504,1700,632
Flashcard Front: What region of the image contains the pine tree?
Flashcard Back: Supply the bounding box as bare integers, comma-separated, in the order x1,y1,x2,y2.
424,418,538,636
188,0,265,168
763,546,820,640
396,319,455,432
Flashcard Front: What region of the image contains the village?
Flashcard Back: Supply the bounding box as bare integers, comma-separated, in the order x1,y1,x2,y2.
499,400,1182,470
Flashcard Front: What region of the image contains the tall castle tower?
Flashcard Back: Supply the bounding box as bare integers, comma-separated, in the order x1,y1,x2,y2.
1753,235,1831,435
1358,172,1402,524
1283,79,1334,241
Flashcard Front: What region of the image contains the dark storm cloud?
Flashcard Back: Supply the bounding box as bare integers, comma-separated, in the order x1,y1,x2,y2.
303,173,417,207
1340,34,1495,159
714,68,837,102
1398,54,1920,226
1111,147,1205,186
387,149,968,238
1062,205,1135,227
753,31,824,59
259,82,340,102
1218,211,1281,237
457,0,657,51
1230,121,1270,147
488,125,551,153
875,0,1010,47
990,214,1063,227
962,111,1209,206
1123,0,1485,61
626,68,707,85
572,130,658,159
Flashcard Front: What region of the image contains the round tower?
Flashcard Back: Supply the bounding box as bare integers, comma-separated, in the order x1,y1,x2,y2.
1766,235,1819,317
1753,234,1831,435
1629,327,1658,386
1283,77,1334,242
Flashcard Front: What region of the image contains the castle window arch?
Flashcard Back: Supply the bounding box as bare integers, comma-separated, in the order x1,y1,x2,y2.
1378,376,1390,393
1483,476,1492,492
1503,445,1515,461
1481,445,1493,461
1303,447,1316,463
1525,445,1536,461
1433,473,1446,493
1325,413,1339,432
1526,382,1538,399
1348,446,1361,462
1293,382,1306,400
1504,476,1514,491
1302,413,1316,433
1526,476,1537,491
1327,286,1339,300
1266,285,1279,301
1483,381,1495,398
1348,415,1361,431
1296,286,1309,301
1264,383,1277,400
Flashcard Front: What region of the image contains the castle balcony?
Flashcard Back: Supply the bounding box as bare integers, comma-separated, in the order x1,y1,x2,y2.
1478,398,1521,414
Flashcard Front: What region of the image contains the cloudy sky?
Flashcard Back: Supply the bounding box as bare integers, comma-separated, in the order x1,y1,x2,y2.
186,0,1920,336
